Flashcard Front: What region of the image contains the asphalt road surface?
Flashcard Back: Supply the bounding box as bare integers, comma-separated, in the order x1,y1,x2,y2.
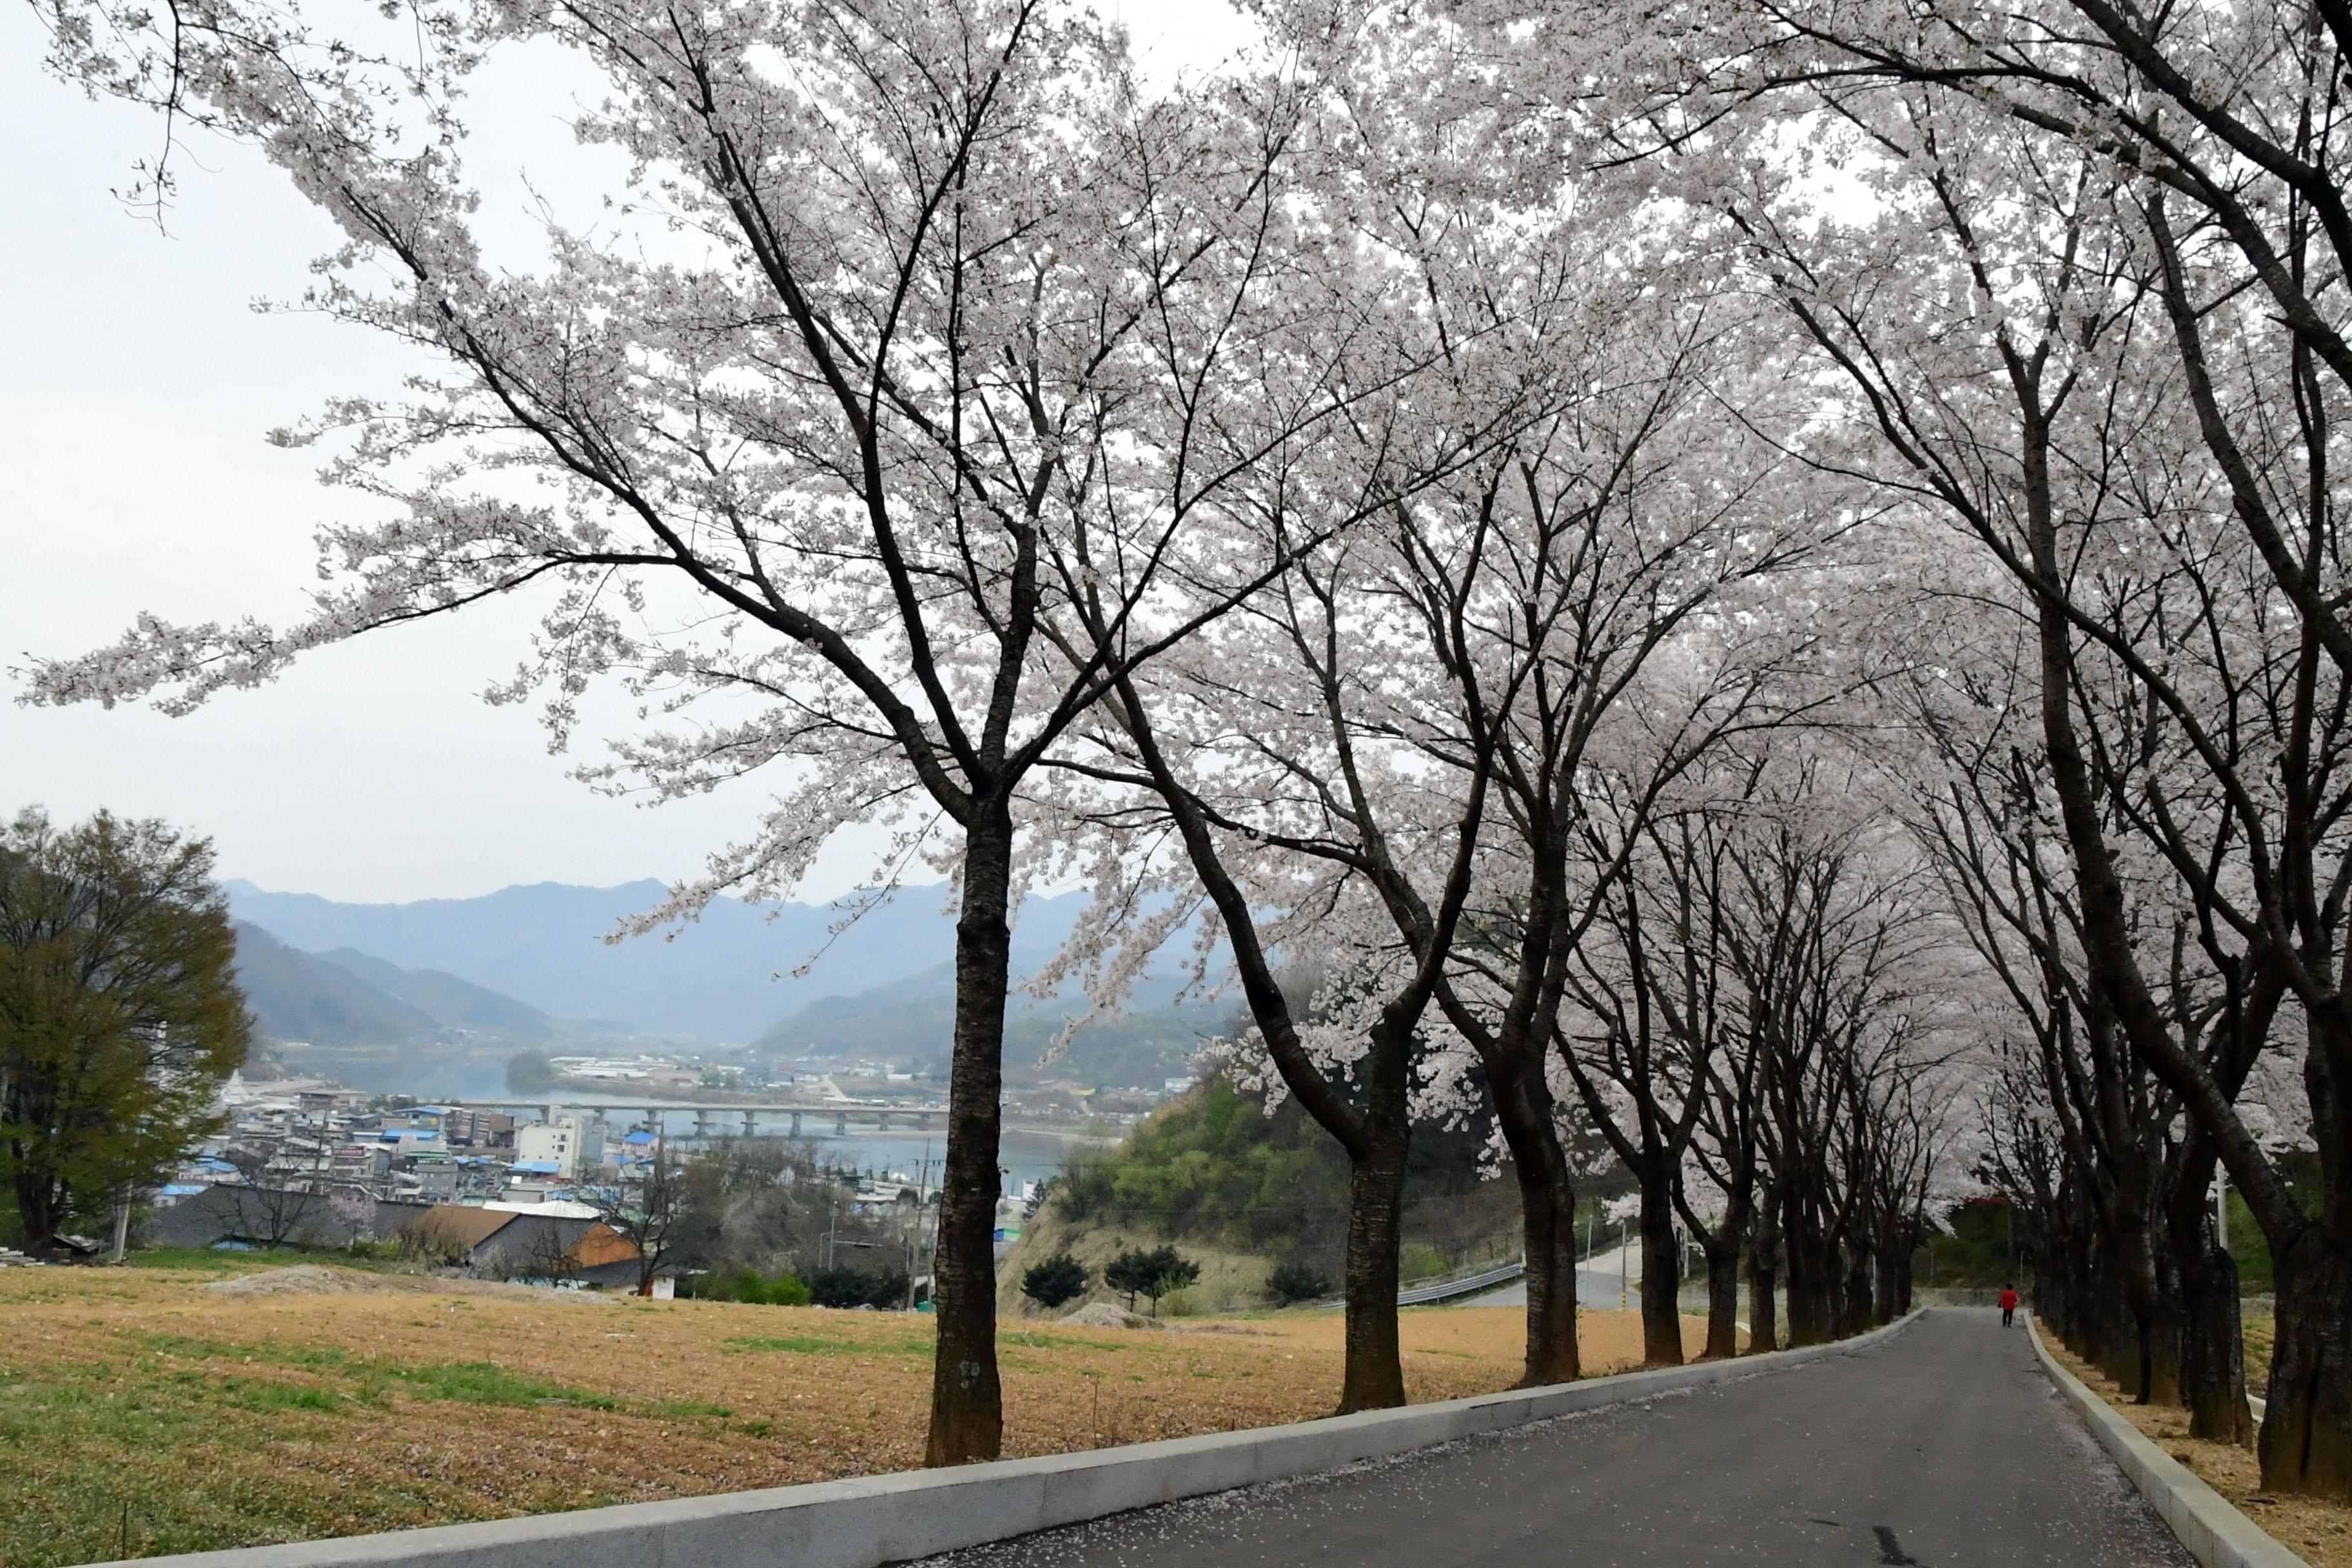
1462,1241,1640,1309
917,1310,2191,1568
1460,1269,1627,1310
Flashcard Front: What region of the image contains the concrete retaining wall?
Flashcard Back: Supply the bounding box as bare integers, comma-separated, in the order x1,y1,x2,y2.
104,1314,1922,1568
2026,1314,2309,1568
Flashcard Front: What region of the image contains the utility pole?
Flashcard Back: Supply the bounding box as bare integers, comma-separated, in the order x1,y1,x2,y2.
2215,1167,2230,1252
1620,1218,1629,1310
903,1153,930,1310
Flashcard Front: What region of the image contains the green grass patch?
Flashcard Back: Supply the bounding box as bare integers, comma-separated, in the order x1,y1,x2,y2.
215,1378,347,1414
141,1333,618,1409
723,1333,928,1358
372,1361,619,1409
126,1246,324,1273
144,1333,353,1371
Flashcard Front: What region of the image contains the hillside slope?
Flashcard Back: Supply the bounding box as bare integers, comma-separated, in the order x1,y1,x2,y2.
230,923,443,1046
1024,1078,1522,1284
311,947,553,1036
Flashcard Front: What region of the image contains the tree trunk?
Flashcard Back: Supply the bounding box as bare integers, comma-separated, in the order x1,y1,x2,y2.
2119,1210,2161,1404
1702,1239,1742,1360
1783,1219,1832,1348
925,806,1012,1467
1505,1133,1580,1386
2088,1229,2150,1398
2166,1145,2249,1441
2181,1239,2253,1445
1340,1126,1411,1412
1746,1204,1781,1355
1488,1052,1579,1386
1638,1175,1684,1367
2148,1229,2184,1407
1838,1244,1873,1339
2260,1233,2352,1496
14,1166,61,1255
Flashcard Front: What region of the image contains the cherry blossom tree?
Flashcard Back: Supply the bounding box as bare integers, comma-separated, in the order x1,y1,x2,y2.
21,0,1408,1462
1710,70,2346,1484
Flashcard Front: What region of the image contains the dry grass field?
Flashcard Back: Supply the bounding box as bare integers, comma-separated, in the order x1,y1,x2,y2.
2044,1330,2352,1568
0,1256,1704,1567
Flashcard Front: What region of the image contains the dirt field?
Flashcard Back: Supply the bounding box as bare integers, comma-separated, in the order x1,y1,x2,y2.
0,1257,1705,1567
2044,1332,2352,1568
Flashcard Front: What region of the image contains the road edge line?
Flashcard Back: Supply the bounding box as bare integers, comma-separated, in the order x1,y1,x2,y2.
84,1310,1922,1568
2024,1313,2310,1568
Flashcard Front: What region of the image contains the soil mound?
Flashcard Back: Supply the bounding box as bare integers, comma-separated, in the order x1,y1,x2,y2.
207,1264,388,1297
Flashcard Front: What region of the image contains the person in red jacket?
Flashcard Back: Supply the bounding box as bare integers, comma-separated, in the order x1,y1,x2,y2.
2000,1284,2019,1326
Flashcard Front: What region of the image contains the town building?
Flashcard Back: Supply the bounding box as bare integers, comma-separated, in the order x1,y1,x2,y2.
514,1114,606,1179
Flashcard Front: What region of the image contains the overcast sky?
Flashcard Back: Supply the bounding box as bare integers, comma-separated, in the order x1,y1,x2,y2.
0,0,1254,905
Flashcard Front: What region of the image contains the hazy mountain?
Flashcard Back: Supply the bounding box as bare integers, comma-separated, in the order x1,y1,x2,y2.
232,923,583,1098
222,879,1093,1043
230,922,442,1046
309,948,554,1037
756,959,1227,1090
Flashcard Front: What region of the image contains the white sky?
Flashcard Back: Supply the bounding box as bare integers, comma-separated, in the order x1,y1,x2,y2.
0,0,1257,905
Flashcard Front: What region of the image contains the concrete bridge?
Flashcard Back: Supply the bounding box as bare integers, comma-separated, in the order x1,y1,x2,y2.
434,1097,946,1138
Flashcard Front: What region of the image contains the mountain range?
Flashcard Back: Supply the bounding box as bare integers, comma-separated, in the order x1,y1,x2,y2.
228,923,575,1097
756,958,1228,1085
222,877,1220,1093
224,878,1092,1043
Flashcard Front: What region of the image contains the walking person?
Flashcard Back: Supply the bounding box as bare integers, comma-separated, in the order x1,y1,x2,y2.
2000,1284,2018,1327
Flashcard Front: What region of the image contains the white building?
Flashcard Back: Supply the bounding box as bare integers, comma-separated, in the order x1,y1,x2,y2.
514,1114,607,1179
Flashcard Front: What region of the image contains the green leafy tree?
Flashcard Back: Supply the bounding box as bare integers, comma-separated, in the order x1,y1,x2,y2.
1264,1262,1331,1306
1105,1245,1198,1317
505,1049,558,1093
1104,1248,1154,1311
0,809,248,1253
808,1264,910,1309
1021,1251,1089,1309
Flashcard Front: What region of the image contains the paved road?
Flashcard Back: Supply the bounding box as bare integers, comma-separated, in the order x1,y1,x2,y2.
919,1311,2190,1568
1460,1268,1629,1310
1462,1241,1641,1309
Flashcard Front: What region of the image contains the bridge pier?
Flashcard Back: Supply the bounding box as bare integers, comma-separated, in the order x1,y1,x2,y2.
789,1110,801,1136
742,1110,758,1138
835,1113,848,1136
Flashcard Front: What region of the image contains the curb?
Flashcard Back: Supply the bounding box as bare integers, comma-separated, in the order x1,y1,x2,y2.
97,1313,1921,1568
2025,1314,2310,1568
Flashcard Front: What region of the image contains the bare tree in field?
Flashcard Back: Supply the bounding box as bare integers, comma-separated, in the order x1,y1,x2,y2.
226,1142,331,1250
582,1139,683,1296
